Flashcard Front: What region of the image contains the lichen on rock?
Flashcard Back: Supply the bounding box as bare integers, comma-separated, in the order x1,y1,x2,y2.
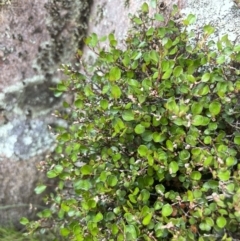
0,0,93,228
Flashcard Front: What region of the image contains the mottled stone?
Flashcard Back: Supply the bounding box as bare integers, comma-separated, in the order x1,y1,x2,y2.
181,0,240,42
0,0,92,227
0,155,54,229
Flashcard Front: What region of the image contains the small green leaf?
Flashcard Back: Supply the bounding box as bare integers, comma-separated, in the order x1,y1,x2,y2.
162,204,173,217
124,212,135,223
217,55,225,64
179,150,190,160
58,133,71,142
149,50,159,63
197,84,210,96
122,110,134,121
109,66,121,81
135,124,145,134
204,136,212,144
141,2,149,13
74,179,92,191
190,171,202,180
20,217,29,225
133,17,143,25
47,165,63,178
111,85,122,99
201,73,210,82
216,216,227,228
191,102,203,115
154,13,164,21
209,101,221,116
192,115,210,126
138,145,148,157
81,165,93,175
94,212,103,222
153,132,162,142
57,83,68,92
169,161,179,174
87,33,98,47
141,189,150,202
187,14,196,24
123,55,130,67
34,184,47,194
162,69,172,79
234,44,240,52
173,66,183,77
60,228,70,237
199,222,211,231
142,212,153,226
234,134,240,145
125,225,137,240
226,156,236,166
47,170,58,178
166,140,174,151
107,175,118,187
100,99,109,110
203,25,215,35
218,170,230,181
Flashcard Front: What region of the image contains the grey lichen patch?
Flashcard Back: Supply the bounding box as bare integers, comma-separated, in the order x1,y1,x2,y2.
0,118,55,161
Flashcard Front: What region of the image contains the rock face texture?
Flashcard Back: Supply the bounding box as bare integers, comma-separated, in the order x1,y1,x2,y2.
181,0,240,42
84,0,181,51
0,0,92,228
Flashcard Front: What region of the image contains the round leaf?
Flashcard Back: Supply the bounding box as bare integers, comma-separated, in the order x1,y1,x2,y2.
169,161,179,174
190,171,202,181
234,135,240,145
218,170,230,181
173,66,183,77
107,175,118,187
216,216,227,228
192,115,210,126
142,213,153,226
81,165,93,175
226,156,236,166
111,85,122,99
100,99,109,110
135,124,145,134
209,101,221,116
122,110,134,121
191,102,203,115
138,145,148,157
166,140,174,151
34,184,47,194
201,73,211,82
162,204,173,217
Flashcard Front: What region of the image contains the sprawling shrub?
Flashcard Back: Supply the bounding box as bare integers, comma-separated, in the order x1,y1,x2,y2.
23,2,240,240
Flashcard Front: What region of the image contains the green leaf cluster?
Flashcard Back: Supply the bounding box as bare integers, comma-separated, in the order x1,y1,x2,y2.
25,2,240,240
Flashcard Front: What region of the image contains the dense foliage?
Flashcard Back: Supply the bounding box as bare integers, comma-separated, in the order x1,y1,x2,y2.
23,2,240,240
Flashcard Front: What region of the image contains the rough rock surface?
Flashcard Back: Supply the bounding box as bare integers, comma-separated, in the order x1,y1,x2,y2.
0,155,51,228
0,0,92,228
181,0,240,42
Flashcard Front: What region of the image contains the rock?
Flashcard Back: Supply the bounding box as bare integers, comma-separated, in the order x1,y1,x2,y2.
0,0,92,228
82,0,181,61
181,0,240,42
0,156,52,229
